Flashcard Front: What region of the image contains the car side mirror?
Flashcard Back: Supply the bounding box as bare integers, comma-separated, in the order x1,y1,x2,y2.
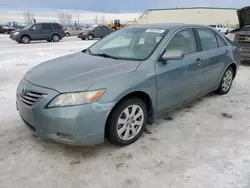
30,28,35,31
161,50,184,62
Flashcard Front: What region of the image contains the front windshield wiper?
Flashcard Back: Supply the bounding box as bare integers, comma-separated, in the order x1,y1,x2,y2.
91,53,120,59
82,48,92,54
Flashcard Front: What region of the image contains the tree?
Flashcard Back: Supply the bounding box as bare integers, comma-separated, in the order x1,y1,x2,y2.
58,13,72,26
23,11,35,24
65,13,72,25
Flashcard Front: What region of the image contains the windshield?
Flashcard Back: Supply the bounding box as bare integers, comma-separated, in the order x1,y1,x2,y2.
23,24,33,30
88,28,168,60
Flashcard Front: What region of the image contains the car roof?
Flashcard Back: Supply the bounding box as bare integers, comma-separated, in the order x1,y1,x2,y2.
129,23,211,30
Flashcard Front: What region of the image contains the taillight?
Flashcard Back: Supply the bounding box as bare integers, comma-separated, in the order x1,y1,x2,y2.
62,28,65,33
226,33,236,41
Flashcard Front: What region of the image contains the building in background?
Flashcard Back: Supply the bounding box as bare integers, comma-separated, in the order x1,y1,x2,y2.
137,7,239,28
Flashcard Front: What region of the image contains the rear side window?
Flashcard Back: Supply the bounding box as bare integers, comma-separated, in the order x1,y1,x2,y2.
216,34,227,47
41,23,52,30
197,28,218,50
52,23,62,30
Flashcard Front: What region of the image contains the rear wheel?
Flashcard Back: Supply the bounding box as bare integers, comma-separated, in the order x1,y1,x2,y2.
107,98,148,146
21,36,30,44
65,33,70,37
216,67,234,95
88,34,93,40
52,34,60,42
4,31,8,35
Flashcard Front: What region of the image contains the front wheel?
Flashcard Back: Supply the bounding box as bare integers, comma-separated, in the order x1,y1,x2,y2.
21,36,30,44
88,34,93,40
216,67,234,95
107,98,148,146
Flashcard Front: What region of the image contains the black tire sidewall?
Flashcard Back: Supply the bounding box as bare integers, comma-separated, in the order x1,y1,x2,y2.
107,98,148,146
217,67,234,95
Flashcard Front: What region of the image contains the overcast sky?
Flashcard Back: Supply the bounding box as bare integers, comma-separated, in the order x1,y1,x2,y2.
0,0,249,13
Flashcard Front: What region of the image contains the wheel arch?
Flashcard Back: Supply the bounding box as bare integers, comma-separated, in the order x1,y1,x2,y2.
104,91,154,138
20,34,30,40
228,63,237,79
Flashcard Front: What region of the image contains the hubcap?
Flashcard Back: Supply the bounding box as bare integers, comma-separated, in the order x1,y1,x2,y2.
23,37,29,43
53,35,59,41
117,105,144,141
222,70,233,92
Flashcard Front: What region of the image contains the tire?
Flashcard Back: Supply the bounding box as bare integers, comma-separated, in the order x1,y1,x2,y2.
47,40,52,42
107,98,148,146
4,31,8,35
81,38,85,40
216,67,234,95
65,33,70,37
21,35,30,44
52,34,60,42
88,34,93,40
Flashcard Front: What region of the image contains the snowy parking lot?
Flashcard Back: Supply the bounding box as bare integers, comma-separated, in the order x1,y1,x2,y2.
1,34,250,188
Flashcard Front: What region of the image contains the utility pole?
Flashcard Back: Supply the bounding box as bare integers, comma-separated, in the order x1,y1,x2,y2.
77,13,79,25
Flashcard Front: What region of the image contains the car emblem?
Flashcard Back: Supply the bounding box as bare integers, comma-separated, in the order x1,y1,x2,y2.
21,85,26,94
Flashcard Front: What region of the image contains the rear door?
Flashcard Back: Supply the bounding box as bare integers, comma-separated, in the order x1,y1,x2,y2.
41,23,53,40
195,28,232,93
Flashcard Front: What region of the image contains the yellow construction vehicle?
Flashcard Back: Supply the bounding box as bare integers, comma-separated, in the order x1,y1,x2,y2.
107,20,127,30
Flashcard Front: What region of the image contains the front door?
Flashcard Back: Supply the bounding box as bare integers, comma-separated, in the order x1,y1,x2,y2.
195,28,232,93
156,28,203,113
93,27,102,38
29,24,42,40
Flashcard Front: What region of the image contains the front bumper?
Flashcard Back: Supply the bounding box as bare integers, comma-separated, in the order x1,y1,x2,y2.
9,34,20,42
240,46,250,61
16,79,115,145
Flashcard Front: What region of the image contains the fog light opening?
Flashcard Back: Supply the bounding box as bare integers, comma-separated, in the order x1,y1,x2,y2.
56,133,75,141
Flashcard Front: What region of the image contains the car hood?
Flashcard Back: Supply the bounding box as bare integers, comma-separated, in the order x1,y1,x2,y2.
24,52,141,93
237,6,250,28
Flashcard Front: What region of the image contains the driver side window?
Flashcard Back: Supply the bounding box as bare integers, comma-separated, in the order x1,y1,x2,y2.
165,29,197,55
31,24,41,31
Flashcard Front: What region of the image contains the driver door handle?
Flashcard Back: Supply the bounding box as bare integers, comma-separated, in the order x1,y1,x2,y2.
196,58,202,66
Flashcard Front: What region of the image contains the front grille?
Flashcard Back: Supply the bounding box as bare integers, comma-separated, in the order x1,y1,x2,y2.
18,91,46,107
236,34,250,44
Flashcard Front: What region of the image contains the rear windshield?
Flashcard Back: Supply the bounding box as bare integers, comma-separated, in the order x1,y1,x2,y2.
209,25,216,28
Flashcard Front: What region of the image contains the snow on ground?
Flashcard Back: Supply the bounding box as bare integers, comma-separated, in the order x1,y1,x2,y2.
1,34,250,188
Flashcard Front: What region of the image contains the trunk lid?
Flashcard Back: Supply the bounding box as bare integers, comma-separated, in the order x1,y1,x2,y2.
237,6,250,28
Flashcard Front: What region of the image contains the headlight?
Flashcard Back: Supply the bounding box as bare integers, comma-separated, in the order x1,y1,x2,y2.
13,32,19,35
48,89,105,108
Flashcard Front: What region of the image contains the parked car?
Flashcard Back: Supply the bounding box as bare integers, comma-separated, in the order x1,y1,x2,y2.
77,25,113,40
0,25,16,34
16,23,240,146
227,6,250,61
209,24,229,35
10,22,65,44
64,26,83,37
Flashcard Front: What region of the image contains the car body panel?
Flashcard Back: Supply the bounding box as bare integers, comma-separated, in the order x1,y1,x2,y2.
78,26,113,39
24,52,141,92
9,22,64,43
17,23,241,145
